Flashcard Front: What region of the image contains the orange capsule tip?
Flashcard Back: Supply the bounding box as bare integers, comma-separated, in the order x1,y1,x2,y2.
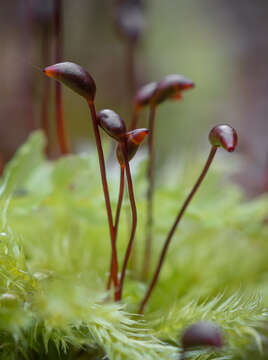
185,82,195,89
134,103,141,111
43,65,57,79
171,92,183,101
129,128,149,145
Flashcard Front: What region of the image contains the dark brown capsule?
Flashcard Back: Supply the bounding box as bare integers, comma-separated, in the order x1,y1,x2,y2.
153,74,194,105
116,128,149,166
134,82,158,109
209,124,238,152
181,322,224,350
97,109,126,141
31,0,54,24
44,62,96,101
115,0,146,43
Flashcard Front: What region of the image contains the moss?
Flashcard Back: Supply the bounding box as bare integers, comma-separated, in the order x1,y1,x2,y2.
0,131,267,359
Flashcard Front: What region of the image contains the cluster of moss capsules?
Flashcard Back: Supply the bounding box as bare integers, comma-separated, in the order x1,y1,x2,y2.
43,62,238,335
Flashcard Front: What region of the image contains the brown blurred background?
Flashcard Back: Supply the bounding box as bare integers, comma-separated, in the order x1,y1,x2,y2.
1,0,268,194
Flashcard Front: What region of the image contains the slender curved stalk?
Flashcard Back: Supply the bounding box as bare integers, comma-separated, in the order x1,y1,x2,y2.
54,0,69,154
107,166,125,290
118,141,137,300
139,146,218,313
142,104,156,280
88,101,119,300
114,166,125,242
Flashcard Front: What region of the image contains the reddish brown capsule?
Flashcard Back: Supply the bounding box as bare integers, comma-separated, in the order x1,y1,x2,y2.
97,109,126,142
209,124,238,152
153,74,194,105
44,62,96,101
116,128,149,166
134,82,158,109
181,322,224,350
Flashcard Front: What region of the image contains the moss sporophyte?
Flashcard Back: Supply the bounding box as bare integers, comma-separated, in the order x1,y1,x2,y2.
44,60,237,311
1,58,266,359
3,2,268,360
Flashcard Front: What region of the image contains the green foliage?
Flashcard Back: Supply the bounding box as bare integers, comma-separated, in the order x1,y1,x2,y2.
0,131,268,359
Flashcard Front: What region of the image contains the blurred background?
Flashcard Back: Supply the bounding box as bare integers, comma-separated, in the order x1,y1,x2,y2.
1,0,268,195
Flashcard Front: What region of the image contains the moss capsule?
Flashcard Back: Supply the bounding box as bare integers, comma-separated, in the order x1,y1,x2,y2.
44,61,96,101
153,74,194,105
116,128,149,166
209,124,238,152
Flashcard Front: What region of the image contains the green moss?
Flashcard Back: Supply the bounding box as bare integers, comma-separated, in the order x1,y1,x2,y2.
0,131,267,359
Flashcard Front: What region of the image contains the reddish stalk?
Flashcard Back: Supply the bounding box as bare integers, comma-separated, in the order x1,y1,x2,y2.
114,166,126,241
126,41,136,98
130,81,158,130
118,140,137,299
88,101,119,299
142,103,156,280
107,165,125,290
54,0,69,154
41,24,51,155
139,146,217,313
22,0,35,132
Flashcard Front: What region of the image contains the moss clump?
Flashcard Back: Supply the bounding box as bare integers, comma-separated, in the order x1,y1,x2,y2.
0,131,267,359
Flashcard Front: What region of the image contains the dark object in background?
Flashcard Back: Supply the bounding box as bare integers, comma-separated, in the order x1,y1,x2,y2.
180,321,223,359
115,0,146,43
114,0,146,98
181,321,223,349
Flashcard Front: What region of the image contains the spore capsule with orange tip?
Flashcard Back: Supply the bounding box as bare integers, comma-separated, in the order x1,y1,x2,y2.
209,124,238,152
127,128,149,144
44,62,96,101
116,128,149,166
153,74,194,105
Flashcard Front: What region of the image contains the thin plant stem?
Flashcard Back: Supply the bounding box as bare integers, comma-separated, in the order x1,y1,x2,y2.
118,141,137,300
139,146,218,313
88,101,119,300
142,104,156,281
114,166,125,242
41,23,51,155
107,166,125,290
126,41,136,99
22,0,35,131
54,0,69,154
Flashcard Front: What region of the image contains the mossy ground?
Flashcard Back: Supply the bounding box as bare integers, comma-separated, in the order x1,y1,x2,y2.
0,132,268,359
